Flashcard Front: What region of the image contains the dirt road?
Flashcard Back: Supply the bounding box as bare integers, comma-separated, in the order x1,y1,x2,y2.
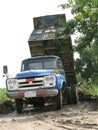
0,100,98,130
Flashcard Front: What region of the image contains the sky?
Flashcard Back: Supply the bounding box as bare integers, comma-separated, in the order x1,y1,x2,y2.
0,0,74,88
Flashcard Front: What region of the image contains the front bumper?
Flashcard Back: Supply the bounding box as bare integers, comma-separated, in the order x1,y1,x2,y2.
6,89,58,99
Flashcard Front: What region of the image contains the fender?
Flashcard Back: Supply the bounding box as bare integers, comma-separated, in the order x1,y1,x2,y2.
56,74,66,89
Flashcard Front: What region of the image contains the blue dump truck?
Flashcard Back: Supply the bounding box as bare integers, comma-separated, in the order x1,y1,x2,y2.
3,14,78,113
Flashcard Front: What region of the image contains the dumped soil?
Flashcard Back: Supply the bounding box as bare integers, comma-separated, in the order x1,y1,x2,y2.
78,88,98,102
0,88,98,130
0,101,15,114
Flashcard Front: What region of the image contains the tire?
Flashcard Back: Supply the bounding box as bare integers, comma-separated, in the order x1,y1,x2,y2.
15,99,23,113
65,87,72,104
55,89,62,110
71,85,78,104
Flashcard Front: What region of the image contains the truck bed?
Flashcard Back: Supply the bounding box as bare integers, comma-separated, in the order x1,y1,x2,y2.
28,14,77,85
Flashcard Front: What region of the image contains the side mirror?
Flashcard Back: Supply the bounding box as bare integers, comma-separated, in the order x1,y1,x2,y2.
3,65,8,74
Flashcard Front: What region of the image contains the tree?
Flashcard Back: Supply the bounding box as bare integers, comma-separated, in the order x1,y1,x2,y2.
58,0,98,83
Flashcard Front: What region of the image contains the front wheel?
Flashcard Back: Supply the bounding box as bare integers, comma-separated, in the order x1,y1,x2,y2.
15,98,23,113
55,89,62,110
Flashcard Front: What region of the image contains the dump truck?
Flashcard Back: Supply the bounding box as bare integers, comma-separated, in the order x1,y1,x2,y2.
3,14,78,113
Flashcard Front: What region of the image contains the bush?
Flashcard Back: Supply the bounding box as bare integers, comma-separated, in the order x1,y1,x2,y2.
76,72,98,96
0,88,11,103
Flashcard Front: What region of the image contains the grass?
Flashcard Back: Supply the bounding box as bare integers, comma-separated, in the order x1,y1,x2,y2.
85,85,98,96
79,84,98,96
0,88,11,103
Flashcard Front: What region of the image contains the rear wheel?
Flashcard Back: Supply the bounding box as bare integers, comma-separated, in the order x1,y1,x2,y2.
15,98,23,113
55,89,62,110
65,87,72,104
71,85,78,104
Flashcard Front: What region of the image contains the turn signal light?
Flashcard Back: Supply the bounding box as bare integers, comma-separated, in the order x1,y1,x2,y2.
54,69,60,74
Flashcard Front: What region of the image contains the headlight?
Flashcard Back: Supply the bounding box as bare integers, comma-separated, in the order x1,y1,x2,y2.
7,79,18,90
44,75,56,87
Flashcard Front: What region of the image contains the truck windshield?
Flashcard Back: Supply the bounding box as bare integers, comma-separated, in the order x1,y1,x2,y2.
21,57,57,71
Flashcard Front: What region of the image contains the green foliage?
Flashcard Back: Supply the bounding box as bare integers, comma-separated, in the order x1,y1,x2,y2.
76,73,98,96
76,73,84,83
0,88,10,103
89,85,98,96
59,0,98,81
81,84,98,96
77,77,98,96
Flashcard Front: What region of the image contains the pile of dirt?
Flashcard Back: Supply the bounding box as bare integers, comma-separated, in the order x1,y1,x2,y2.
0,100,15,114
77,87,98,102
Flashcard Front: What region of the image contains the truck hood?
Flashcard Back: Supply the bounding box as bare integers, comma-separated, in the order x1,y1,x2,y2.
16,69,55,78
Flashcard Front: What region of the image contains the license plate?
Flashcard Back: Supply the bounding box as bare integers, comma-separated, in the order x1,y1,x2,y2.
24,91,36,97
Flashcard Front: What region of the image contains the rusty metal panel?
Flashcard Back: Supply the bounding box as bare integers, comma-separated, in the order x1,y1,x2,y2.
29,41,44,56
28,27,61,41
28,14,66,42
33,14,66,29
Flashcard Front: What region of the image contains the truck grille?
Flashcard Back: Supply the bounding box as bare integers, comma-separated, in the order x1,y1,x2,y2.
18,77,44,90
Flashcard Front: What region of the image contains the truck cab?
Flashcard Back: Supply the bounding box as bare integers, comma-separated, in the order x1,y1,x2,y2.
5,55,68,113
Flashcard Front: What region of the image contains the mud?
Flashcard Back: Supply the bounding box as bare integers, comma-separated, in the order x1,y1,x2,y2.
0,88,98,130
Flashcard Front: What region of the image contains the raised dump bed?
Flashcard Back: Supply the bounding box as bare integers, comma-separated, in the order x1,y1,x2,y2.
28,14,77,85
